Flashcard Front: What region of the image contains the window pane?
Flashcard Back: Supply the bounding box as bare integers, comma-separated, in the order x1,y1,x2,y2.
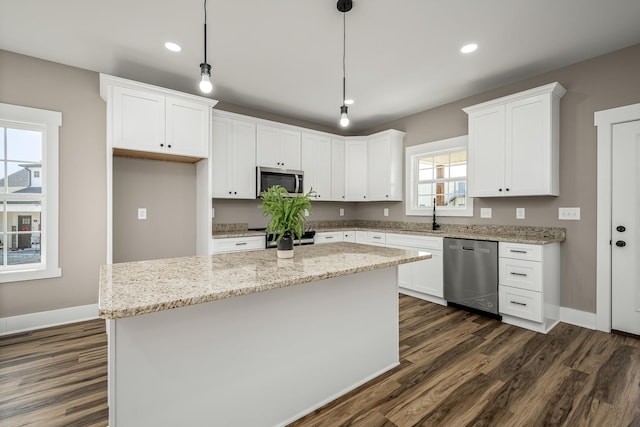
433,154,450,179
418,157,433,180
450,163,467,178
417,195,432,207
7,128,42,162
0,203,4,266
0,127,5,160
1,161,41,194
417,183,433,197
5,203,41,266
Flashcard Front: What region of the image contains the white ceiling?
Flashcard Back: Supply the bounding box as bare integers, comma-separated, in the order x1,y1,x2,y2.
2,0,640,132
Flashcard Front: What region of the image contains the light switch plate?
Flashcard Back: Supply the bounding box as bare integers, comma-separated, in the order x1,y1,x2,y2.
516,208,525,219
559,207,581,220
138,208,147,220
304,209,310,217
480,208,492,219
383,208,389,217
339,208,344,217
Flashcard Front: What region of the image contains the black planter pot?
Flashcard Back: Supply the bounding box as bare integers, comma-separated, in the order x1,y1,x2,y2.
277,231,294,258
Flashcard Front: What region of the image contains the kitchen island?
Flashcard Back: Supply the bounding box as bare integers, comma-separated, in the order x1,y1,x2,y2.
99,242,431,426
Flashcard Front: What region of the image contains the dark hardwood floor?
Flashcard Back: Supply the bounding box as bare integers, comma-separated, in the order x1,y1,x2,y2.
1,295,639,426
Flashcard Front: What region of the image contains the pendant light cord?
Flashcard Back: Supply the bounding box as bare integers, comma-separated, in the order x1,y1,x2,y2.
342,11,346,105
203,0,208,64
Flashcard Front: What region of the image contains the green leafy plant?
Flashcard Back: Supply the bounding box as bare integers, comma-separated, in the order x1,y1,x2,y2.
259,185,313,242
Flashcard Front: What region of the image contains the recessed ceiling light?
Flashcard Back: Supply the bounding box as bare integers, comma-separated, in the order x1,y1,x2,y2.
460,43,478,54
344,99,355,105
164,42,182,52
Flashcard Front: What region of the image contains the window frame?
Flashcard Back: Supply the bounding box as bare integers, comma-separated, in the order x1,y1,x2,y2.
405,135,474,217
0,103,61,283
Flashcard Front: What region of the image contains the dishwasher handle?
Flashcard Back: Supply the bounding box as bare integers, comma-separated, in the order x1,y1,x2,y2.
462,246,475,251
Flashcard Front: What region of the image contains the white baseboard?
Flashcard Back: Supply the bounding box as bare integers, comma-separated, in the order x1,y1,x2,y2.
560,306,597,330
0,304,99,336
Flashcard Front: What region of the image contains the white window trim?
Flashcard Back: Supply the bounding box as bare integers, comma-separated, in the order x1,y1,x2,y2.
405,135,474,217
0,103,62,283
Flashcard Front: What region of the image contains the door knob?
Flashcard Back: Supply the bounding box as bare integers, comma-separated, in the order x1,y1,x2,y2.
617,225,626,232
616,240,626,247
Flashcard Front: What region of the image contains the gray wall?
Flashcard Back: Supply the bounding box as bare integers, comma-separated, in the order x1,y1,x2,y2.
362,43,640,313
113,157,196,263
0,50,106,318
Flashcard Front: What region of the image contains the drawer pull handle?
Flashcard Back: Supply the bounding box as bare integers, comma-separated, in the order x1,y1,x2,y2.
462,246,475,251
510,301,527,306
510,272,528,277
235,242,248,246
510,249,528,254
373,236,382,239
325,236,334,239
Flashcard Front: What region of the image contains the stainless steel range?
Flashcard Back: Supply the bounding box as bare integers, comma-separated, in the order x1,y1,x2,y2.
249,228,316,249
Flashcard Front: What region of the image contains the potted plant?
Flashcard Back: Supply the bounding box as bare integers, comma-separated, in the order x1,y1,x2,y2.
259,185,313,258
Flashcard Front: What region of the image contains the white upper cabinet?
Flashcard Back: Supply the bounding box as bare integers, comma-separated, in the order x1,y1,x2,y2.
256,124,301,170
464,82,565,197
367,130,404,201
301,133,332,199
101,74,216,160
331,138,346,201
211,114,256,199
345,139,368,201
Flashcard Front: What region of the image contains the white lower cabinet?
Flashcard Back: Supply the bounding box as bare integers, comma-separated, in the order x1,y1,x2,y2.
367,231,387,246
314,231,344,244
386,233,445,305
343,230,355,242
212,236,265,254
498,241,560,333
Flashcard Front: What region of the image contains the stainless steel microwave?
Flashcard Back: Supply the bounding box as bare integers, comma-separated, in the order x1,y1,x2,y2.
257,167,304,197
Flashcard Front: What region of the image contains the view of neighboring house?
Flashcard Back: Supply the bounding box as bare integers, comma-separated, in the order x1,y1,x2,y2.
0,163,42,252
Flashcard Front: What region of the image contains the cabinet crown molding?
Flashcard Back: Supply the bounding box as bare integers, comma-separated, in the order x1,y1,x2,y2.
99,73,219,107
463,82,566,114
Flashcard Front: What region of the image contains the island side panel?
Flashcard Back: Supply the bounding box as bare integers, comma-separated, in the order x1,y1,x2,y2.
109,267,399,426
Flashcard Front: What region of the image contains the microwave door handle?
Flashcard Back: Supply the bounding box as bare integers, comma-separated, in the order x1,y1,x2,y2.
295,174,300,193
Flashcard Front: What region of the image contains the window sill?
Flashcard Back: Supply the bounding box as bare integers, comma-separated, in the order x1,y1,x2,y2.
0,267,62,284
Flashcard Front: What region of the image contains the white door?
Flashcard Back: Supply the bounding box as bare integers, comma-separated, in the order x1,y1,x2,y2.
231,120,256,199
166,97,209,158
368,134,391,200
345,139,367,201
467,105,505,197
280,129,301,170
611,119,640,335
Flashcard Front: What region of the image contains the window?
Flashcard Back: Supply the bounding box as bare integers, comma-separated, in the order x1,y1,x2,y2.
0,103,61,282
405,135,473,217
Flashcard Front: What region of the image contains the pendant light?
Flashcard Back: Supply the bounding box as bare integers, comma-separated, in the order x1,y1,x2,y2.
199,0,213,93
337,0,353,127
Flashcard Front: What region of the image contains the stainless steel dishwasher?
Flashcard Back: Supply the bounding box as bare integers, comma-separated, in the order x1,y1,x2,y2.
443,238,499,316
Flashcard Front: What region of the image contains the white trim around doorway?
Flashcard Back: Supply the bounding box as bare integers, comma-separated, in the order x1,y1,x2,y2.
594,102,640,332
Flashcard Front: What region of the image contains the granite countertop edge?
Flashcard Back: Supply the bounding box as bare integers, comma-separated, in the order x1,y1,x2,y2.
213,227,565,244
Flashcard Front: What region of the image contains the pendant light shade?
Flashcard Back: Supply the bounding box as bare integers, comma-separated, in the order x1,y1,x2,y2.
198,0,213,94
338,0,352,127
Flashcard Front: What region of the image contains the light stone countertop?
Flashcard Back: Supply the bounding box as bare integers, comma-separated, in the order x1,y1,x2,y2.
99,242,431,320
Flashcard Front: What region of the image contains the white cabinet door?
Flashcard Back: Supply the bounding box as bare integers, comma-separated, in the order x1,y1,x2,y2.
257,125,301,170
212,116,256,199
112,86,165,153
280,129,301,170
468,105,505,197
165,97,210,158
506,94,554,196
232,120,257,199
314,231,343,244
301,133,332,199
256,125,281,168
345,139,368,201
343,230,355,242
410,250,444,298
331,138,346,201
368,134,391,201
211,116,233,197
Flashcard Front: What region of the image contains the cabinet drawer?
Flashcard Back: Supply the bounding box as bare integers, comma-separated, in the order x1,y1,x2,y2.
386,233,443,251
314,232,344,244
499,242,542,261
212,236,265,253
499,258,542,292
367,231,386,246
499,285,542,322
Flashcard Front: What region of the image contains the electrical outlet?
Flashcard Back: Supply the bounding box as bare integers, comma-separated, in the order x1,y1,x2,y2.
339,208,344,217
516,208,525,219
559,207,581,220
304,209,309,217
138,208,147,220
480,208,492,219
383,208,389,217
